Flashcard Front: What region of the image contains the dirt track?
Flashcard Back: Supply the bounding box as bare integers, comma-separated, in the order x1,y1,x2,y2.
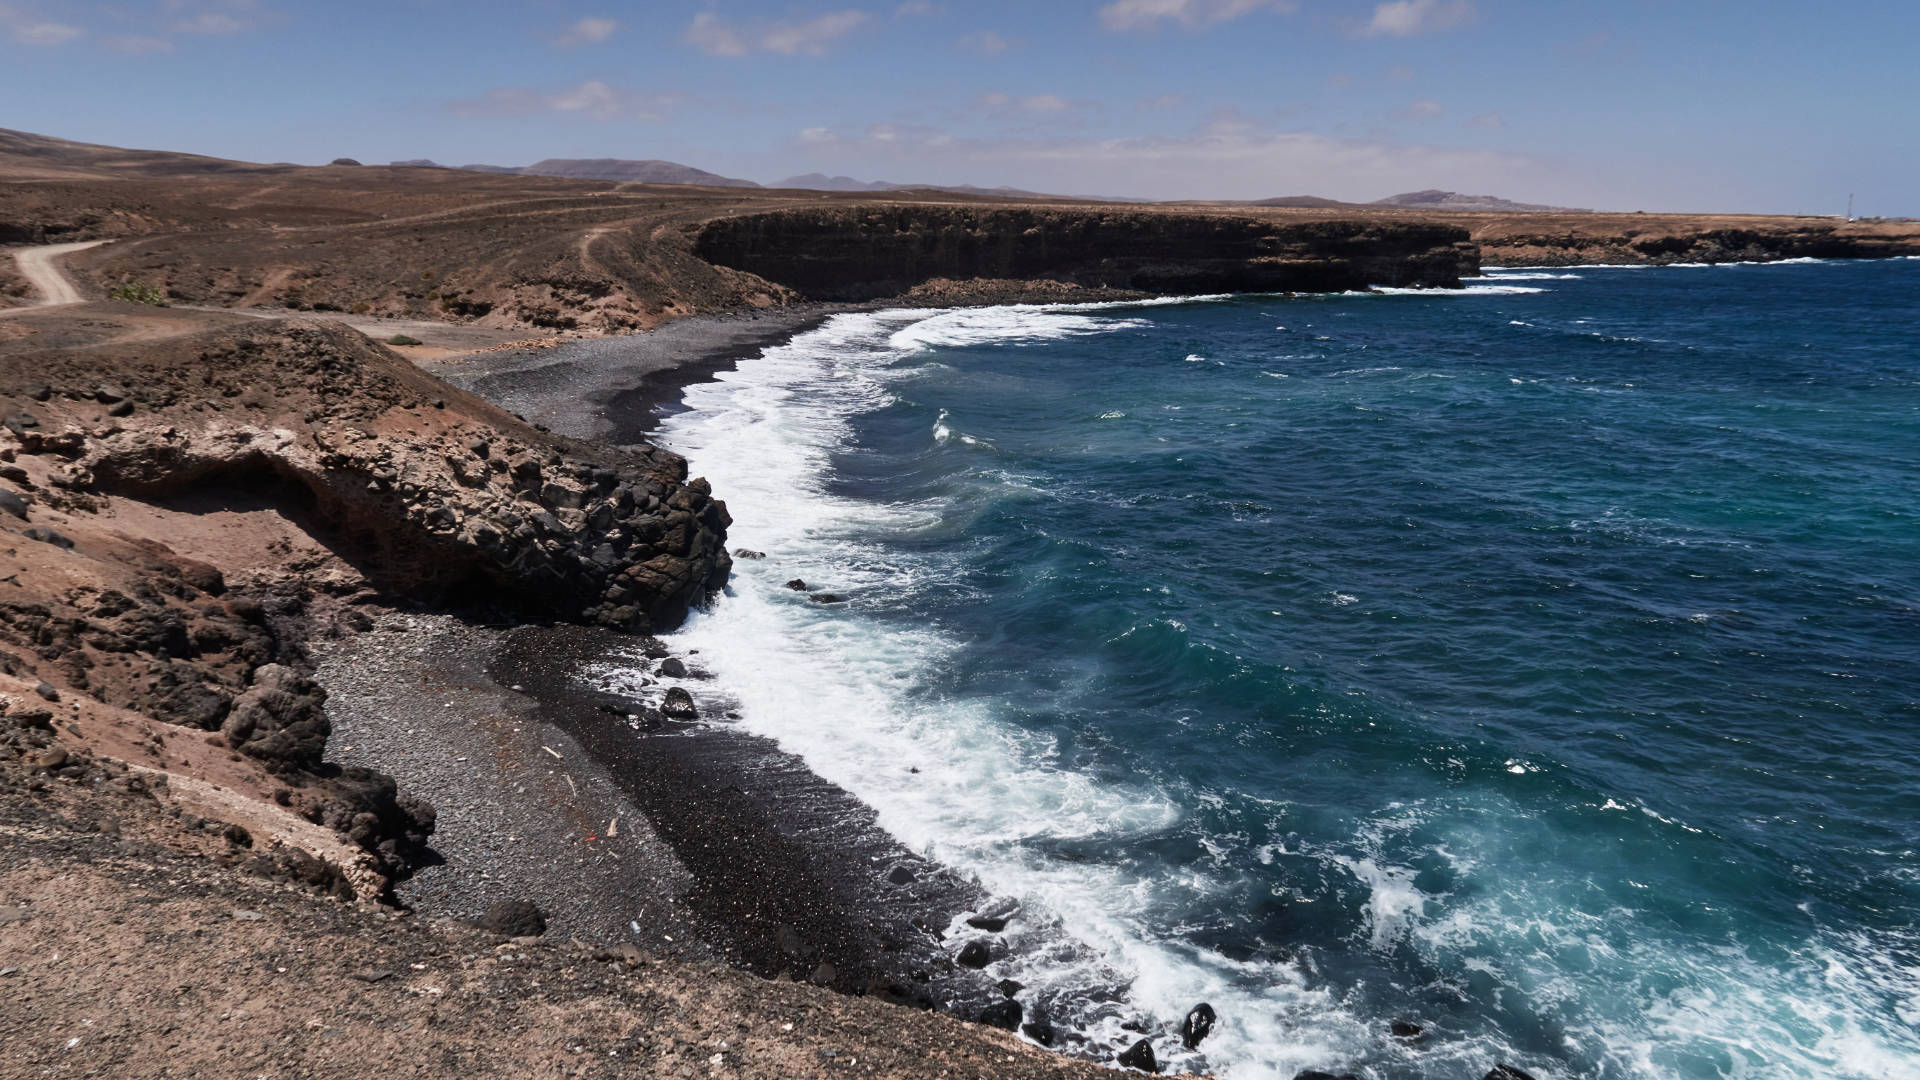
3,238,106,309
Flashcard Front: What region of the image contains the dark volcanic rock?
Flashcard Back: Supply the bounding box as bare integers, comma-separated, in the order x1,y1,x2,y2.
476,899,547,937
21,526,72,549
0,489,28,519
784,579,807,591
965,914,1008,932
1021,1020,1055,1046
656,657,687,678
660,686,699,720
1118,1038,1158,1073
1485,1067,1540,1080
1294,1072,1362,1080
956,939,992,969
1391,1019,1424,1039
976,998,1021,1031
1180,1002,1216,1049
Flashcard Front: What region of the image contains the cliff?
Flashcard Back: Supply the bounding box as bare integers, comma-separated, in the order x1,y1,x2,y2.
694,206,1478,299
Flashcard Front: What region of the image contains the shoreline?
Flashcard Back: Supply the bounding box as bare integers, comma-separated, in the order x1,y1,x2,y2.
322,306,1056,1034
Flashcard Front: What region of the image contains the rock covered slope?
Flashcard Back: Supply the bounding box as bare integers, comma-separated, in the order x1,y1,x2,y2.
0,317,731,900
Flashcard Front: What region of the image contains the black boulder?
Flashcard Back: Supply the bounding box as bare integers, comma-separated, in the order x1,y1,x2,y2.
1118,1039,1158,1073
1180,1002,1216,1049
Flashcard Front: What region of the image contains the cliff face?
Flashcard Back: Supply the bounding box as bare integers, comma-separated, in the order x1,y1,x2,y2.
694,207,1478,299
1470,217,1920,267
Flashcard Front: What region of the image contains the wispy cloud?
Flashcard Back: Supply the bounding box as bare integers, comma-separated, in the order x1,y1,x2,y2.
1467,111,1503,129
0,2,83,45
686,10,869,57
1398,99,1444,121
448,81,692,122
553,16,617,47
1099,0,1296,32
958,30,1012,55
979,92,1091,116
895,1,939,16
105,34,174,53
1361,0,1473,37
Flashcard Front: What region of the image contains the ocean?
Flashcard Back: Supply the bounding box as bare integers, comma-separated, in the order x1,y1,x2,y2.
639,258,1920,1079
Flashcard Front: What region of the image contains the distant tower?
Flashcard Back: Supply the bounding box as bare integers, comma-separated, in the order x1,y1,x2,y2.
1847,193,1855,221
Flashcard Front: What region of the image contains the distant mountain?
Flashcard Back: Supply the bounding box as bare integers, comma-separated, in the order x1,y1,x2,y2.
1369,189,1589,213
775,172,897,192
390,157,760,187
1250,195,1357,209
773,173,1133,202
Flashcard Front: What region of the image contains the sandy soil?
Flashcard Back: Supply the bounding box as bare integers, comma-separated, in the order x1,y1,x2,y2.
0,761,1127,1080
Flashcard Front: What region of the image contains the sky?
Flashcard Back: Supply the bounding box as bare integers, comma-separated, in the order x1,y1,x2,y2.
1,0,1916,214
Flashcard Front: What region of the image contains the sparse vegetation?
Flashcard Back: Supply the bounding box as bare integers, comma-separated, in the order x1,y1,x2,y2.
107,282,170,307
386,334,422,346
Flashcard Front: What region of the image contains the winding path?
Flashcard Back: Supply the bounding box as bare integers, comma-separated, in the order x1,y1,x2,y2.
4,239,109,311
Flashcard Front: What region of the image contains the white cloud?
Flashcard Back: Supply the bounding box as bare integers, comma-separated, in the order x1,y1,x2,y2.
1362,0,1472,37
1399,99,1444,121
958,30,1010,54
174,12,248,34
554,16,617,47
979,92,1087,115
0,3,83,44
686,10,868,57
12,19,82,44
1099,0,1296,32
105,34,174,53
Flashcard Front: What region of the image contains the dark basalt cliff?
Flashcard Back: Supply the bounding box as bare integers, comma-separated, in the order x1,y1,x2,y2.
694,207,1478,299
1474,220,1920,267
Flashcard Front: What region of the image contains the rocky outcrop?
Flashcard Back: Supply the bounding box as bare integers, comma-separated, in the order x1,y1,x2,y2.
694,206,1478,298
0,318,731,897
23,321,730,631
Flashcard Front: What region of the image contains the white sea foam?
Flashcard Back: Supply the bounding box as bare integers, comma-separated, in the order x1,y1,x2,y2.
1476,271,1585,280
649,306,1388,1078
1362,284,1549,296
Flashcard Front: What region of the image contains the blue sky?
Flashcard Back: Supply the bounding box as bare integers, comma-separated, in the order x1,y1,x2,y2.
2,1,1915,213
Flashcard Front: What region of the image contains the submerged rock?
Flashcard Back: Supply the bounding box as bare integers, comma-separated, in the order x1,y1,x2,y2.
1021,1020,1055,1047
1390,1019,1424,1039
976,999,1021,1030
1484,1067,1539,1080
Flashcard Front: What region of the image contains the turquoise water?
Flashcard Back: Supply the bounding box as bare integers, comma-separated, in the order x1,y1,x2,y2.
650,259,1920,1079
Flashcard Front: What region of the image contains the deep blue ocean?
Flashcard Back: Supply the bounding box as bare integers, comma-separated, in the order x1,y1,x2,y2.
641,259,1920,1079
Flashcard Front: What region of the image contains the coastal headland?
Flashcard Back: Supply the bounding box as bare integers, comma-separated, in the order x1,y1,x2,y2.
4,126,1919,1078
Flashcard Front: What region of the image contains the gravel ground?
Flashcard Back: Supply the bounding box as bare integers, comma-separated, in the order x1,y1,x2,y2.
432,304,866,444
316,615,714,959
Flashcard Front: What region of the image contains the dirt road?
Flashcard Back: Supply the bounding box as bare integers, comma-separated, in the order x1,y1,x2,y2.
6,238,108,308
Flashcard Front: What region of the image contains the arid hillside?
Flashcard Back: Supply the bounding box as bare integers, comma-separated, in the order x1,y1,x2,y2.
10,128,1914,336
